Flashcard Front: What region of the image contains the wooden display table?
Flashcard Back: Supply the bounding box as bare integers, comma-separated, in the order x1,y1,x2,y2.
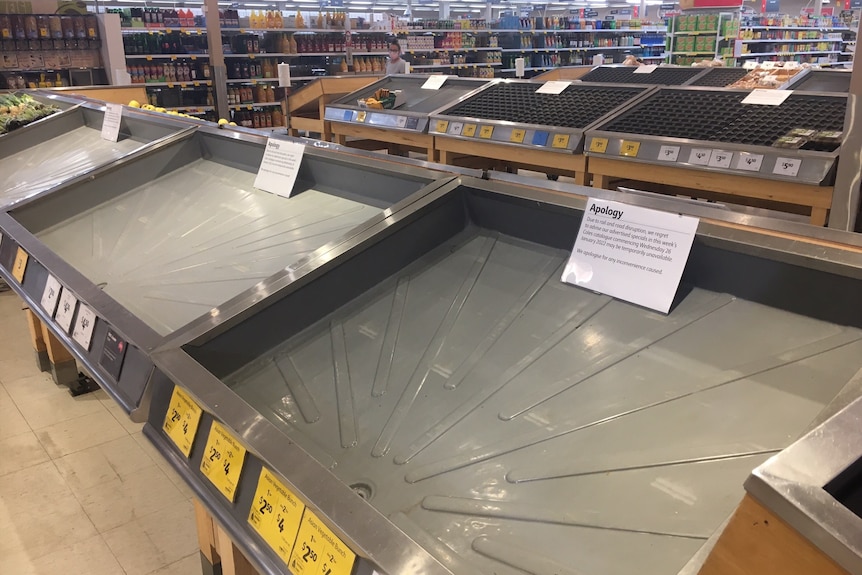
48,85,148,105
436,137,590,185
332,123,437,161
532,66,594,82
589,156,833,226
288,75,381,141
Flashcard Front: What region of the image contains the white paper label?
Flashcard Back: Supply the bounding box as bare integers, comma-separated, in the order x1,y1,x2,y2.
658,145,680,162
55,288,78,334
562,199,699,314
41,275,62,318
72,304,97,351
100,103,123,142
708,150,733,169
742,89,793,106
773,157,802,177
535,80,570,94
736,152,764,172
689,148,713,165
253,139,305,198
633,64,658,74
395,115,408,128
421,75,448,90
448,122,464,136
743,60,759,69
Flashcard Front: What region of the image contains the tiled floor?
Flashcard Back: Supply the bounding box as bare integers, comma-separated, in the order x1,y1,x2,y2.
0,289,202,575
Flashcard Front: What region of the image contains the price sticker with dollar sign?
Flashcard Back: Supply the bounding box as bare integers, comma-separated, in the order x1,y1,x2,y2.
200,421,247,501
163,386,203,458
772,156,801,178
248,468,306,564
289,509,356,575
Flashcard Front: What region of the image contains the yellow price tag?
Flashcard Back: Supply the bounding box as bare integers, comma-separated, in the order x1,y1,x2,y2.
435,120,449,133
167,83,174,88
165,28,172,33
462,124,477,137
191,55,197,60
249,54,255,59
620,140,641,157
356,111,366,123
200,421,247,502
193,82,200,87
163,386,203,458
289,509,356,575
248,468,306,564
146,55,153,61
552,134,571,149
588,137,608,153
170,55,177,61
509,129,526,143
12,247,28,284
479,125,494,139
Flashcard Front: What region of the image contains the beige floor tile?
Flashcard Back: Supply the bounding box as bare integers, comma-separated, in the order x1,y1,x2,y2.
35,409,128,459
0,462,98,560
3,372,66,406
144,553,203,575
103,393,147,434
0,355,43,385
76,463,188,533
0,379,14,407
16,390,107,430
54,434,157,495
28,535,125,575
0,402,30,440
103,500,199,575
0,431,50,477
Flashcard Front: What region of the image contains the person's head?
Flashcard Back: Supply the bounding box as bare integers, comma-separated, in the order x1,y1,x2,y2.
388,41,401,61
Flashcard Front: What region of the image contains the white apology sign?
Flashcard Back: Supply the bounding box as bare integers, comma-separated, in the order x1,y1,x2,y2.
562,199,699,313
100,103,123,142
253,138,305,198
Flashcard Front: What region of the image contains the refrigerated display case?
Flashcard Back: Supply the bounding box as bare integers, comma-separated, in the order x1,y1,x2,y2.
584,86,849,225
783,68,852,93
0,125,460,418
429,79,650,183
143,174,862,575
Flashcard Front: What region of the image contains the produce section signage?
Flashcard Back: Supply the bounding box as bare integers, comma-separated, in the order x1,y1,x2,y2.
562,199,698,313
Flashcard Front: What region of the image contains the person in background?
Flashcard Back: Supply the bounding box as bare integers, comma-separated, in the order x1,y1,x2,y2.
386,41,409,75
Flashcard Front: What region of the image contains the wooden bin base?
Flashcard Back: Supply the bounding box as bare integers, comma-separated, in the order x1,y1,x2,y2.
436,137,589,185
697,494,850,575
589,157,833,226
332,124,436,162
195,499,259,575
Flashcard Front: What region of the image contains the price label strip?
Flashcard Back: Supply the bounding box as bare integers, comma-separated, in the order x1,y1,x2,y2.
71,304,97,351
619,140,640,158
41,275,63,318
200,421,247,502
509,129,526,143
248,468,306,564
289,509,356,575
55,288,78,334
163,386,204,458
588,138,608,153
462,124,477,137
435,119,449,133
479,125,494,139
773,156,802,178
736,152,764,172
658,145,680,162
12,247,28,283
552,134,570,149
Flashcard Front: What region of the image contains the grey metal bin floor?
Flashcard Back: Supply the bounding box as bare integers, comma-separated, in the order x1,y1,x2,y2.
35,158,381,335
226,229,862,575
1,125,142,207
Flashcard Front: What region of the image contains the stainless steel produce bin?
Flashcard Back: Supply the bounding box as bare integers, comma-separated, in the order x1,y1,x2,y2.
0,126,457,418
144,176,862,575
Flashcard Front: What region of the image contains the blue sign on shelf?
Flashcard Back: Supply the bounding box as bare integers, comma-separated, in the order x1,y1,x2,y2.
764,0,779,12
852,0,862,8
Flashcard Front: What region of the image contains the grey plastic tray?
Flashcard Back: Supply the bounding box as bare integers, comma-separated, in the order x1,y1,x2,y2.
0,104,185,209
220,225,862,575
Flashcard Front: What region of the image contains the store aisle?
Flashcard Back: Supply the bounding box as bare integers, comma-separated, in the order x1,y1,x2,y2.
0,290,202,575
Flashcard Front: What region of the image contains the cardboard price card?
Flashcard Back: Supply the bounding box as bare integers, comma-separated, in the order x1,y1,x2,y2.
289,509,356,575
163,386,203,458
248,467,306,564
200,421,247,501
